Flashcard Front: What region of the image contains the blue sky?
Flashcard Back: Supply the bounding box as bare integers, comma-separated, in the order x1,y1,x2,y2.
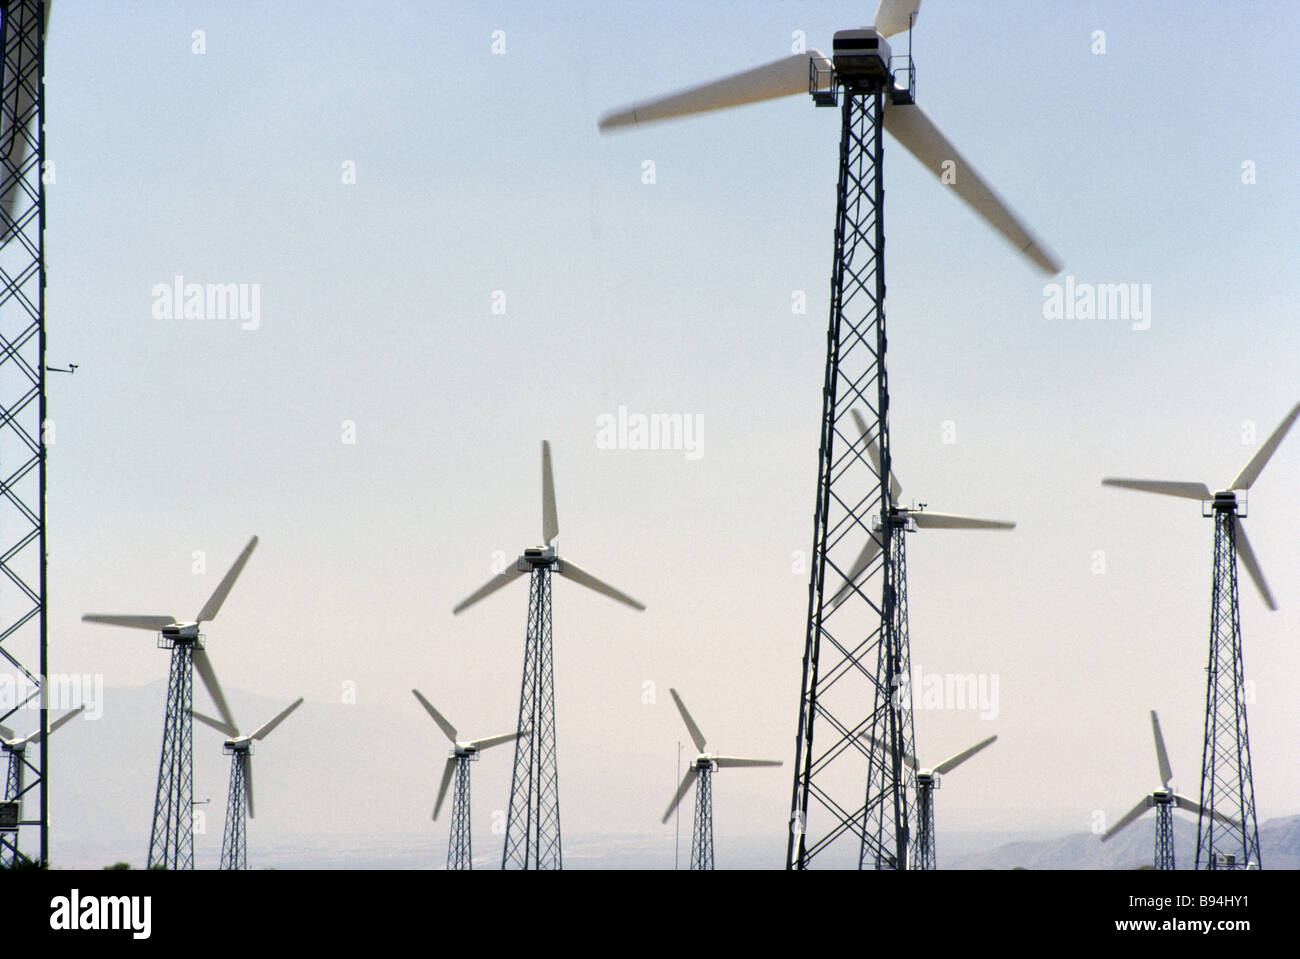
25,1,1300,866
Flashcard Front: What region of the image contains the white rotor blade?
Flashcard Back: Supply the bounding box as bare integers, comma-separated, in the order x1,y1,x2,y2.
412,689,457,743
556,558,646,611
196,535,258,623
1230,402,1300,490
1101,479,1212,501
1150,711,1173,788
1100,795,1153,842
669,688,707,753
1172,793,1241,830
661,766,699,824
713,757,783,769
873,0,921,38
882,101,1060,274
599,52,829,132
824,536,883,614
192,709,238,739
542,440,559,546
192,648,238,735
1234,519,1277,612
16,707,87,746
81,614,175,631
250,697,303,741
434,757,457,821
933,735,997,775
468,730,521,751
243,751,255,819
859,732,918,771
850,408,901,503
452,565,525,615
912,512,1015,531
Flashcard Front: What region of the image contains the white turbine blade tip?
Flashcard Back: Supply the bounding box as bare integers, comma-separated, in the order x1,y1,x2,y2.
250,697,304,741
452,566,524,615
599,53,825,132
412,689,458,743
81,614,175,630
669,689,707,753
1101,478,1212,501
1149,711,1173,787
542,440,559,545
196,535,259,623
1230,401,1300,490
556,558,645,611
1234,521,1277,611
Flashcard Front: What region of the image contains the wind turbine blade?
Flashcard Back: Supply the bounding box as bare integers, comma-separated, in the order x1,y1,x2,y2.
713,757,783,768
859,732,918,771
1101,796,1153,842
452,565,525,615
250,697,304,741
912,512,1015,531
434,757,457,821
17,707,87,746
599,52,830,132
542,440,559,546
882,102,1060,274
873,0,921,38
1230,401,1300,490
669,688,707,753
556,558,646,611
243,752,255,819
192,648,238,734
661,767,699,824
933,735,997,775
81,614,175,630
468,730,522,751
850,408,901,502
192,710,239,739
1234,520,1277,611
1150,711,1173,788
45,706,87,739
1101,479,1212,501
824,536,883,614
196,536,259,623
1172,793,1241,830
411,690,457,743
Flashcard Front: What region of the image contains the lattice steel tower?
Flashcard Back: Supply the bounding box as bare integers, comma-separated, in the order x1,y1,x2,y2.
83,535,260,869
452,441,645,870
1197,502,1261,870
411,689,520,871
0,0,47,870
690,765,714,870
1104,404,1298,871
597,3,1060,872
195,693,302,871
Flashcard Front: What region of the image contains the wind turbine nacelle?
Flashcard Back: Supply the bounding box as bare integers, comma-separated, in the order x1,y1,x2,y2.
832,29,893,81
519,547,557,569
161,622,201,641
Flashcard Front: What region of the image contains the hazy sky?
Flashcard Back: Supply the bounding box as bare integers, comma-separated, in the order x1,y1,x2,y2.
21,1,1300,866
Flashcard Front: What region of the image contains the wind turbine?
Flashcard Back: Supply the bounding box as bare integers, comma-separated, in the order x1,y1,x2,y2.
598,0,1059,869
1100,711,1237,871
82,535,257,869
661,689,782,871
453,440,644,869
193,695,302,870
862,732,995,870
412,689,521,871
0,707,82,867
827,408,1012,868
1103,401,1298,869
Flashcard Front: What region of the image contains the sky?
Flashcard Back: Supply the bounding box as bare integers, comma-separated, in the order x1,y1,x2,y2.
9,0,1299,868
